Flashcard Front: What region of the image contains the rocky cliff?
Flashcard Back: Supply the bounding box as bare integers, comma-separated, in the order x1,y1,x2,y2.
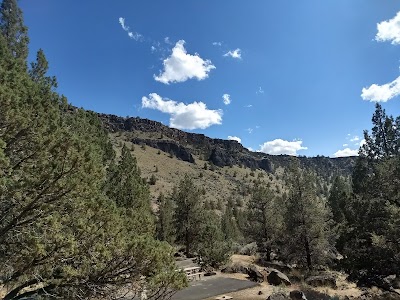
98,113,356,176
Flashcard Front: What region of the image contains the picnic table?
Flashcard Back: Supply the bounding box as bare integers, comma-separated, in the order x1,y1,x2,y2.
183,266,202,281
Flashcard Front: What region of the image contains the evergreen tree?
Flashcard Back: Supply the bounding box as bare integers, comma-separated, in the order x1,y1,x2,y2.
197,211,231,269
0,3,187,297
173,175,204,256
283,160,332,270
221,197,241,242
246,183,282,261
0,0,29,60
104,144,154,234
343,104,400,283
157,192,175,245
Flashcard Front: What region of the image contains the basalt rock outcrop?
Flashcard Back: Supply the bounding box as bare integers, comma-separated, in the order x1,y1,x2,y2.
97,113,357,175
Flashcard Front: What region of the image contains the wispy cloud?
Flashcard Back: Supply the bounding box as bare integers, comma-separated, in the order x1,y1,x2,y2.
154,40,216,84
222,94,231,105
212,41,222,46
244,104,252,108
118,17,142,41
350,136,360,142
141,93,222,130
247,128,253,134
228,136,241,143
256,87,264,94
376,11,400,45
361,76,400,102
223,48,242,59
259,139,307,156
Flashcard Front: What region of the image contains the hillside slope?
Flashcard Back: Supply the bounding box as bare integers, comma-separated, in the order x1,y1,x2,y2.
98,113,356,204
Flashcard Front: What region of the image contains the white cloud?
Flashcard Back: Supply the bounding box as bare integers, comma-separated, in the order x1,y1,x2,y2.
361,76,400,102
228,136,241,143
151,46,156,52
247,128,253,134
256,87,264,94
154,40,216,84
118,17,142,41
212,41,222,46
355,139,366,147
164,37,172,45
333,148,359,158
376,11,400,45
222,94,231,105
259,139,307,156
141,93,222,130
244,104,252,108
350,136,360,142
247,147,254,152
343,143,348,147
223,48,242,59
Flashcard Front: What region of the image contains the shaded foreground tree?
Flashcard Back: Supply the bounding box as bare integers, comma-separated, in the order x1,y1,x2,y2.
0,4,186,299
283,160,332,270
342,104,400,285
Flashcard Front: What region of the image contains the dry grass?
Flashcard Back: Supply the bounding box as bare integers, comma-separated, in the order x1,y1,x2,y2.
110,132,286,207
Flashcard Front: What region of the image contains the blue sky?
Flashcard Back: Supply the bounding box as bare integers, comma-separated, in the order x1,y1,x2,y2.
20,0,400,157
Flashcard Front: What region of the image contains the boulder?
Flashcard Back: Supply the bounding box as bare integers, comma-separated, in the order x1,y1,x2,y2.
305,275,336,289
385,275,400,289
221,263,248,274
266,268,291,286
260,260,292,273
247,265,264,282
290,290,307,300
267,293,290,300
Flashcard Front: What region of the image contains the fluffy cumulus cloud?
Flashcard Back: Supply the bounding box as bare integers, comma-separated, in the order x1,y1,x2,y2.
361,76,400,102
154,40,216,84
222,94,231,105
223,48,242,59
141,93,222,130
228,136,241,143
118,17,141,41
375,11,400,44
333,148,359,158
259,139,307,156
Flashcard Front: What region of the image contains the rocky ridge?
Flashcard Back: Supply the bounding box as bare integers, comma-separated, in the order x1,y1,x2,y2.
98,113,356,176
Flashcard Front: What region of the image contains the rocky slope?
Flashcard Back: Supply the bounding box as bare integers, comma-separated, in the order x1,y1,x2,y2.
98,113,356,178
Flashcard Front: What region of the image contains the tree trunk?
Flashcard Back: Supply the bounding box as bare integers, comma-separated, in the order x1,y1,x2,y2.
304,236,312,270
266,246,271,262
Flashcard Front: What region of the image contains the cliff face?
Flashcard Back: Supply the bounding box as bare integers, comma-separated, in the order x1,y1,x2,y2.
98,113,356,176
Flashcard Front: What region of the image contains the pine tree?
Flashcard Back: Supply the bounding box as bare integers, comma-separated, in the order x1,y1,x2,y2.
343,104,400,282
0,0,29,60
173,175,204,256
197,211,231,269
283,160,332,270
157,192,175,245
247,183,282,261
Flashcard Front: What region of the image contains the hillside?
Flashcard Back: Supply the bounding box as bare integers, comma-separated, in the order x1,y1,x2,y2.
98,112,357,203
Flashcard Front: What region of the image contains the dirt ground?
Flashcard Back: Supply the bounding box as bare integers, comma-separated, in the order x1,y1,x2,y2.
204,255,363,300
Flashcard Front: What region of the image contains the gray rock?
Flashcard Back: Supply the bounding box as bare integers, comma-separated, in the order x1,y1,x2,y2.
266,268,291,286
247,265,264,282
267,292,290,300
305,275,336,289
290,290,307,300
